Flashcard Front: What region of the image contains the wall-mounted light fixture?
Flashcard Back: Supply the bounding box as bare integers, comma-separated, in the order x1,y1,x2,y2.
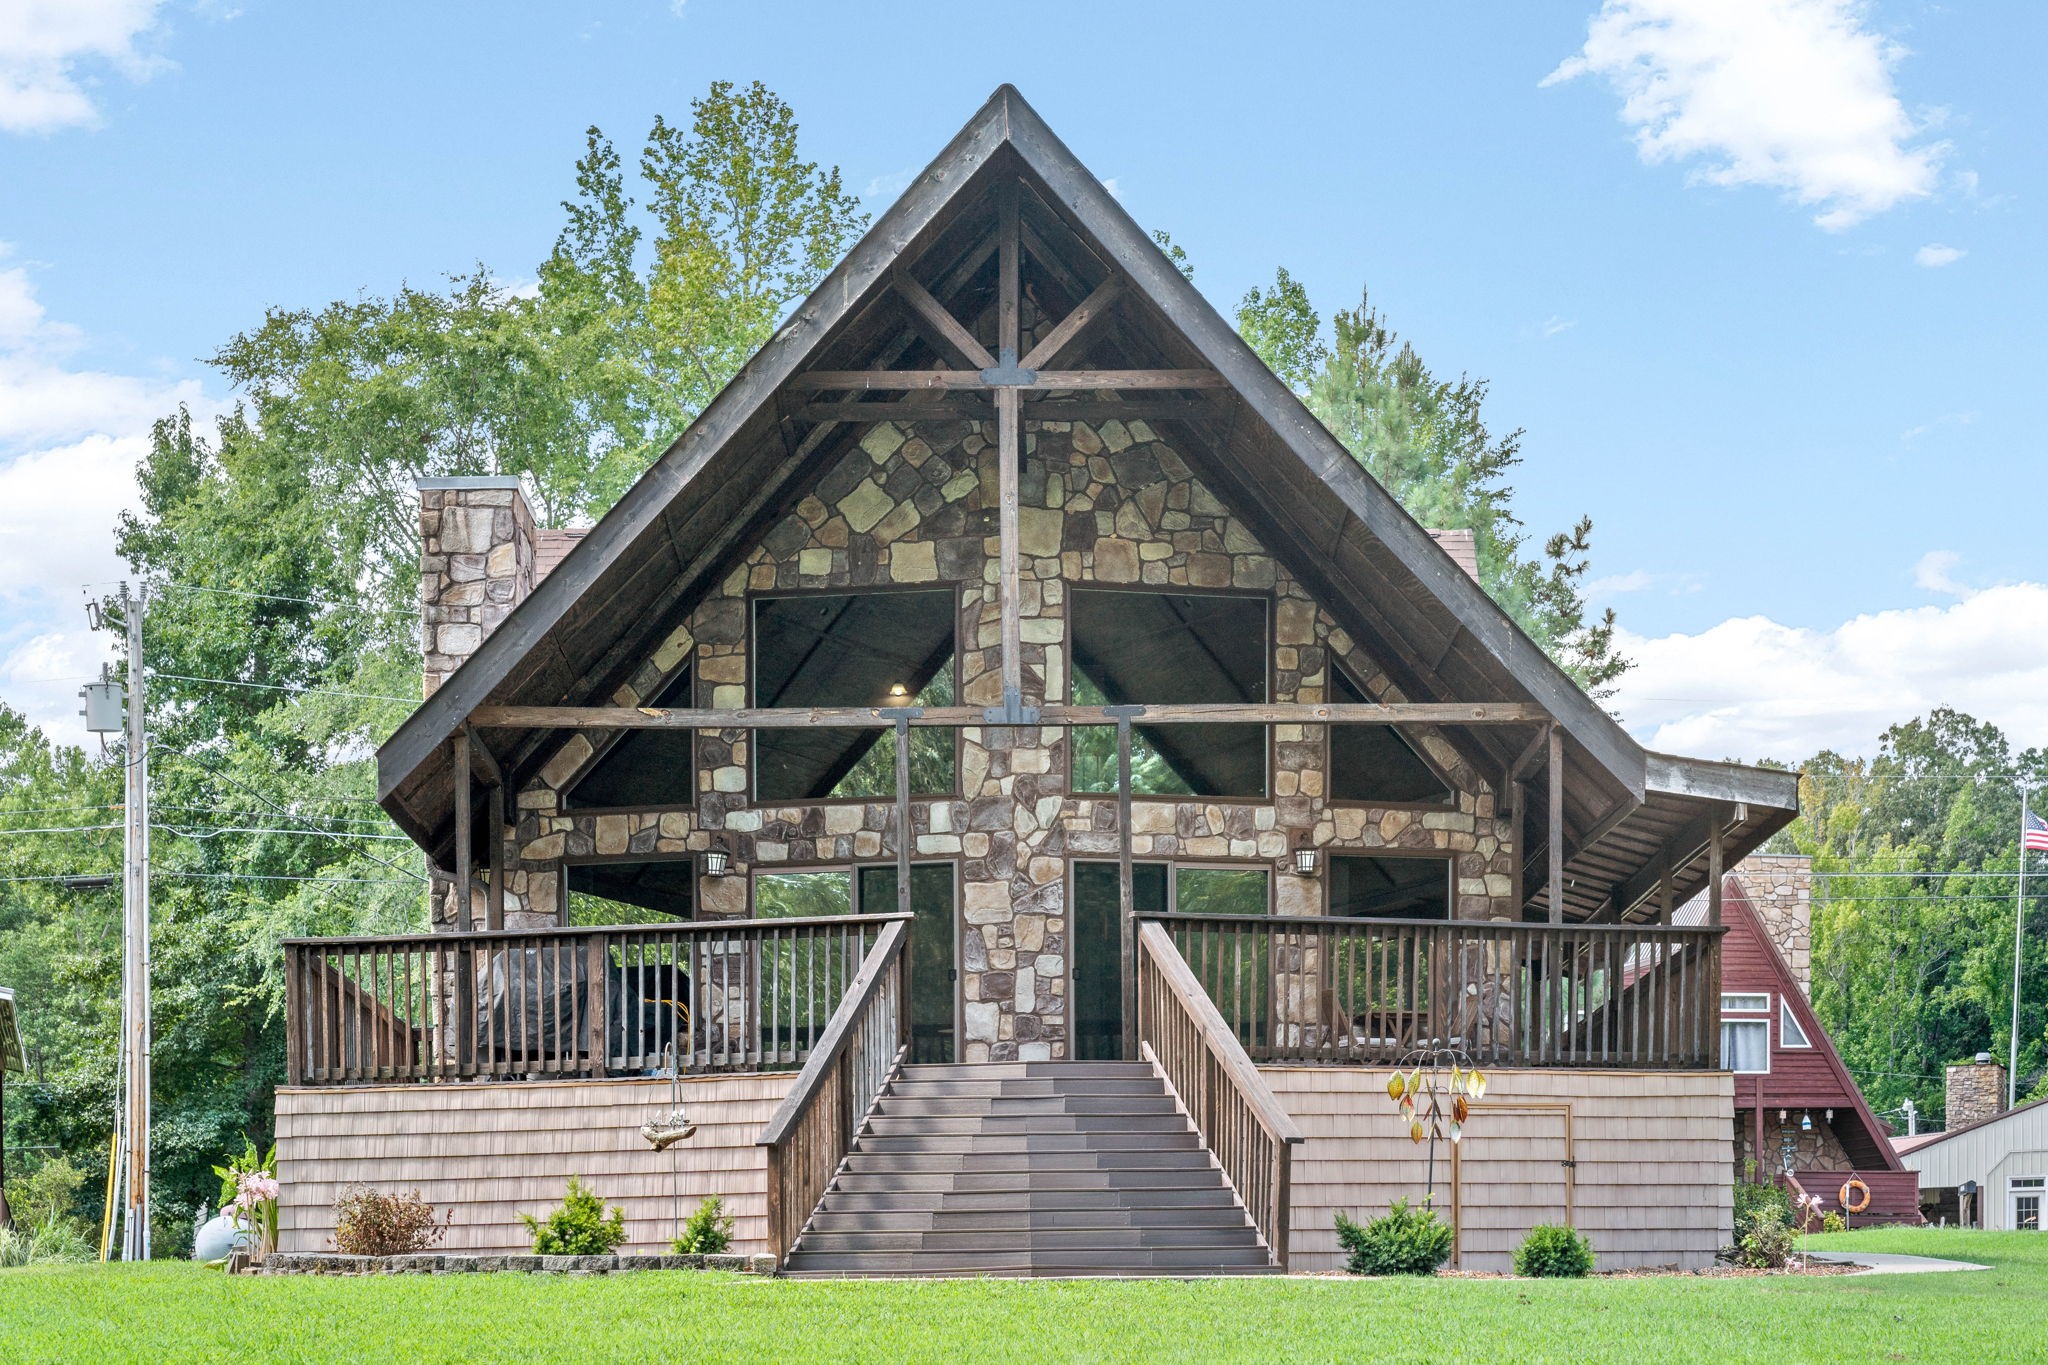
1800,1110,1813,1132
702,833,732,878
1291,832,1320,878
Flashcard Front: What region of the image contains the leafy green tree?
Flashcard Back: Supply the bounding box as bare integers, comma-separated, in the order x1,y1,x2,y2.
1234,278,1627,695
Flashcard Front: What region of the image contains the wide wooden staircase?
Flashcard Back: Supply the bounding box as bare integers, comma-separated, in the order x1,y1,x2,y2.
760,919,1302,1278
779,1061,1278,1277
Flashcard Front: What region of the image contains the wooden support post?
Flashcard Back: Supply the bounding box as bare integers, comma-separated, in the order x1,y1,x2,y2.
1707,812,1725,928
1547,724,1565,925
1657,846,1674,926
892,715,913,1050
452,730,473,932
1509,780,1526,914
486,781,505,932
1116,710,1137,1060
994,181,1025,721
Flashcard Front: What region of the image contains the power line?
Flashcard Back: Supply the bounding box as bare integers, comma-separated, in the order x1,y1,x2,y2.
153,823,410,842
145,672,414,704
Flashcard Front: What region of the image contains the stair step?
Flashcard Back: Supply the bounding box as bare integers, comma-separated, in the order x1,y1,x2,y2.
781,1264,1282,1279
877,1095,1181,1116
886,1079,1169,1100
795,1227,1263,1254
896,1062,1156,1081
857,1129,1201,1150
832,1168,1228,1193
820,1187,1240,1213
807,1208,1254,1233
842,1149,1211,1173
783,1247,1278,1273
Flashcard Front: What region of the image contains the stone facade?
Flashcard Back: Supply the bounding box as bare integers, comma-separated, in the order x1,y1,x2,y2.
1735,1113,1854,1175
1734,854,1812,998
418,477,535,699
493,415,1520,1062
1947,1054,2008,1130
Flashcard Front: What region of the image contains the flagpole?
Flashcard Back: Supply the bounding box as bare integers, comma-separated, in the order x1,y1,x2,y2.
2014,785,2032,1111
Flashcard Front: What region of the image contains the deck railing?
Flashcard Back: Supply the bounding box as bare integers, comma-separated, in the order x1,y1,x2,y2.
1152,913,1723,1070
758,917,909,1265
1136,919,1304,1269
282,914,904,1086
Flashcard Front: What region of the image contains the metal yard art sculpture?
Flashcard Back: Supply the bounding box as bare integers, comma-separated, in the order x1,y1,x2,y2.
1386,1044,1487,1209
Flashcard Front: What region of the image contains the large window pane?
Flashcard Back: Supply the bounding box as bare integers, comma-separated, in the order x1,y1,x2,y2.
1070,589,1268,798
754,870,853,918
753,591,957,800
1721,1019,1769,1073
1327,855,1450,920
1175,866,1270,916
566,859,695,922
1328,668,1452,806
565,669,695,809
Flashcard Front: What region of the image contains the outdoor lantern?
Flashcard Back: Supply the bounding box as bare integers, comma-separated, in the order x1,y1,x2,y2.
1292,833,1320,877
1801,1110,1813,1132
1779,1109,1788,1123
702,835,732,878
1825,1109,1834,1123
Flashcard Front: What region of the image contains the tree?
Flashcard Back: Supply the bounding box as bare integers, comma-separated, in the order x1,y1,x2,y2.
1235,277,1628,695
2,80,866,1254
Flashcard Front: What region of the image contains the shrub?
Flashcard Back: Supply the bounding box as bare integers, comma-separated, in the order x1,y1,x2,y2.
1821,1210,1846,1235
1335,1199,1454,1276
519,1176,628,1256
3,1157,87,1230
1730,1201,1797,1269
332,1185,452,1257
672,1195,735,1255
1513,1223,1594,1278
1732,1174,1794,1244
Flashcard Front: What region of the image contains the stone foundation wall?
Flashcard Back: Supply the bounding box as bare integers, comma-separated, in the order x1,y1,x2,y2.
1736,1112,1854,1175
499,414,1519,1060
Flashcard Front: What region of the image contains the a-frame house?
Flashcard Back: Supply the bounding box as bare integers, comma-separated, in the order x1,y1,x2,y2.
275,86,1798,1275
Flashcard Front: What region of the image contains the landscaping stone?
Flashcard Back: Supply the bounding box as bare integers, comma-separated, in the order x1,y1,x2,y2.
259,1250,775,1276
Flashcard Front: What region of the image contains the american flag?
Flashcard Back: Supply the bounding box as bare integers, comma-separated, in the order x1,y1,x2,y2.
2027,810,2048,854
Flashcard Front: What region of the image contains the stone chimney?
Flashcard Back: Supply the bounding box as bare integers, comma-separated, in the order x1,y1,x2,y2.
1733,854,1813,999
1947,1052,2009,1130
418,477,536,696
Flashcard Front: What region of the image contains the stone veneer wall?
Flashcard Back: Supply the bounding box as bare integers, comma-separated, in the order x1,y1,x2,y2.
496,414,1520,1061
419,477,535,699
1735,1113,1854,1175
1733,854,1813,998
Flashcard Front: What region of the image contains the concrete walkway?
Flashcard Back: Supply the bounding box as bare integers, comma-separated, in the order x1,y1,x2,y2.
1807,1251,1989,1275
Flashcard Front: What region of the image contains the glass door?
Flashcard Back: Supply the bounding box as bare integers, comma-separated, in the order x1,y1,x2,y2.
857,864,957,1064
1069,862,1166,1060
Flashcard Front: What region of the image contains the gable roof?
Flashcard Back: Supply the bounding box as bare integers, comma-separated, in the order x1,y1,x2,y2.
1708,876,1903,1171
374,85,1795,899
1892,1093,2048,1158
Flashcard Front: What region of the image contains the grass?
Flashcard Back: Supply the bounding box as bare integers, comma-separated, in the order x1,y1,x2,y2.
1,1228,2041,1363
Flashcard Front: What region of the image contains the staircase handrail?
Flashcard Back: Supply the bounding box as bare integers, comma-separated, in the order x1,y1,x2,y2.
1135,918,1304,1268
758,914,911,1263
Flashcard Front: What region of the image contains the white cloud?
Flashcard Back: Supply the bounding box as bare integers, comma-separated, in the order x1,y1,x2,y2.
1913,242,1965,267
0,0,168,134
1610,579,2048,761
1101,177,1122,201
1901,410,1972,442
861,167,914,202
1913,549,1966,596
0,262,221,743
1545,0,1945,230
1539,315,1577,339
1586,568,1655,600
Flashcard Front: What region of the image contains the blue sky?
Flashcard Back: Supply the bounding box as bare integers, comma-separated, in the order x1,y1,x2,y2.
1,1,2042,760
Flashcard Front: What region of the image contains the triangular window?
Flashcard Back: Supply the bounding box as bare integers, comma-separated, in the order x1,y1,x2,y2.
1780,998,1812,1048
1327,667,1454,805
564,667,694,809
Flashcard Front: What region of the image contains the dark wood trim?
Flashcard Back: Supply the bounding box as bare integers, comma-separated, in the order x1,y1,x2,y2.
892,270,995,370
790,369,1227,391
1022,276,1125,370
471,701,1551,729
1547,724,1565,926
452,732,472,932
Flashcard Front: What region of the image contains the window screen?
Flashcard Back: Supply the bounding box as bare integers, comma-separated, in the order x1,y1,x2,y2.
565,668,695,809
1069,589,1267,798
1327,855,1451,920
1722,993,1769,1013
1327,667,1453,805
1174,866,1270,916
753,591,956,801
1722,1019,1769,1073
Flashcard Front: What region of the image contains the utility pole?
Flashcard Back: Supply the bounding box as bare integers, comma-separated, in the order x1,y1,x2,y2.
2014,785,2033,1112
116,585,151,1260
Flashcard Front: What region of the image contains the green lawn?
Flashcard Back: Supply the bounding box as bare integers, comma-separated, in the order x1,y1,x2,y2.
0,1229,2038,1364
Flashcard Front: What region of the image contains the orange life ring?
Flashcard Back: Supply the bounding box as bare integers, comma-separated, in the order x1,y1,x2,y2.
1839,1177,1872,1214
